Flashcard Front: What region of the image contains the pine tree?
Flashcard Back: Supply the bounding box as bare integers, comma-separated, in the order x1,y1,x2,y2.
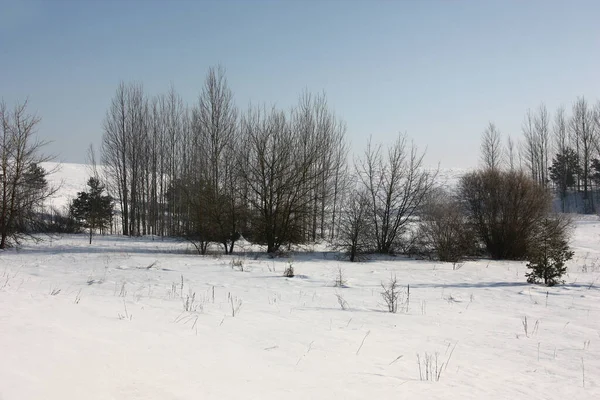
70,177,114,244
549,148,581,211
526,218,573,286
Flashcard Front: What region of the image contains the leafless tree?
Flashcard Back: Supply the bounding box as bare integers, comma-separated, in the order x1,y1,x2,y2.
522,108,540,183
521,105,551,187
460,169,552,260
553,106,568,156
102,82,132,235
0,99,55,248
570,97,596,211
419,188,475,262
534,104,551,187
506,135,516,171
293,92,348,242
99,69,351,253
480,122,503,170
186,65,240,253
336,185,372,261
356,134,435,254
238,106,302,253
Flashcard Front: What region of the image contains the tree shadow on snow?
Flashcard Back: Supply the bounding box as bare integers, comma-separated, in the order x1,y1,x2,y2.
407,281,531,289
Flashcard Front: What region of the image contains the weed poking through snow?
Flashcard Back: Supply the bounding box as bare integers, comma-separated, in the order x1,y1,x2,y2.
521,316,540,338
74,289,82,304
118,299,132,321
230,258,245,271
229,293,242,317
335,293,349,310
334,266,347,287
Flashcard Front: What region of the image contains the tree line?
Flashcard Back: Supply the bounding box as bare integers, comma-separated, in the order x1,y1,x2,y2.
481,98,600,213
1,67,595,287
101,67,349,253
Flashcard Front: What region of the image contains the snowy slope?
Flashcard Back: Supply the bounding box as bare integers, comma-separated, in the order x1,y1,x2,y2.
42,162,96,210
1,221,599,399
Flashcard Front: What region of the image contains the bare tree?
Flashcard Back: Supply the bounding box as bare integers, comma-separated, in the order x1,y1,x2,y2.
480,122,503,170
102,82,131,235
336,186,371,261
522,109,540,183
460,169,552,260
293,92,348,242
551,106,575,212
186,65,240,253
238,106,298,253
356,134,435,254
98,72,352,252
534,104,551,187
553,106,568,156
570,97,596,212
0,100,55,248
506,135,516,171
419,188,475,262
520,106,550,187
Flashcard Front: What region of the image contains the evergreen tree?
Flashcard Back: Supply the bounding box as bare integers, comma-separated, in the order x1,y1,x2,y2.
15,163,49,232
549,148,580,211
589,158,600,186
526,217,573,286
70,177,114,244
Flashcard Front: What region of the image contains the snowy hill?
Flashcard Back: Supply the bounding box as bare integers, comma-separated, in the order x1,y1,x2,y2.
42,162,97,210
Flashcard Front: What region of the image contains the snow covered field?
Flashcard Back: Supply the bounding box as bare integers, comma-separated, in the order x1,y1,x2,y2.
1,219,600,399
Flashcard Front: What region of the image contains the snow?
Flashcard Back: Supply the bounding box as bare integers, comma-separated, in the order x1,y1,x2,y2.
1,222,600,399
1,162,597,398
41,162,95,210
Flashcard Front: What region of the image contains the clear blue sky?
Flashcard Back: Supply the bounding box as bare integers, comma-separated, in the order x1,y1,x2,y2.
2,0,600,168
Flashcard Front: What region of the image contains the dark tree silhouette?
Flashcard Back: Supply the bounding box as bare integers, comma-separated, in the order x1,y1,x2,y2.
70,177,114,244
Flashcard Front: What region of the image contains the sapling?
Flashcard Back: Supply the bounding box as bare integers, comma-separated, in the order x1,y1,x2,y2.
381,274,400,313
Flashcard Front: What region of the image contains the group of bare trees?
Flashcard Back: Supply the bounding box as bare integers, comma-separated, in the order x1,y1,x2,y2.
0,100,54,248
100,66,438,257
101,67,349,253
335,134,435,259
238,95,348,253
481,97,600,213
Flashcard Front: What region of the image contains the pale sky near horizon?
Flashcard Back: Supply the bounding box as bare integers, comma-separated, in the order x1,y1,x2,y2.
2,0,600,168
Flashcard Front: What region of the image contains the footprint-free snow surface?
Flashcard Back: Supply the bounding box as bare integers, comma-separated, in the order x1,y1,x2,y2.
1,220,600,399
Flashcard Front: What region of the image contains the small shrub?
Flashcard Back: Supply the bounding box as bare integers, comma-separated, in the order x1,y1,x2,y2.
419,188,475,262
334,266,347,287
230,258,245,271
417,352,444,381
183,292,199,312
381,274,401,313
283,261,294,278
526,217,573,286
